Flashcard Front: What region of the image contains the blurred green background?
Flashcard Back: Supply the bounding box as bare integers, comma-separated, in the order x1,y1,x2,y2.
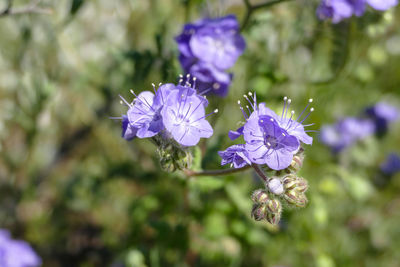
0,0,400,266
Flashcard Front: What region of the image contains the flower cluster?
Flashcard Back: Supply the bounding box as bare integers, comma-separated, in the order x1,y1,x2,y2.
116,77,217,171
219,94,314,171
118,77,215,147
219,94,314,225
317,0,398,23
175,15,246,97
0,229,41,267
320,102,399,153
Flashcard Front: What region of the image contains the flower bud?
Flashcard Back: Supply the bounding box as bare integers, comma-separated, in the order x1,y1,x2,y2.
288,154,304,173
282,174,298,190
266,210,281,225
251,189,269,204
251,203,268,221
284,189,308,208
283,175,308,193
266,199,282,214
267,178,284,195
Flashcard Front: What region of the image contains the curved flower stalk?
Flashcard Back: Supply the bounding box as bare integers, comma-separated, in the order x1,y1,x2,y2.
113,76,217,171
218,93,315,225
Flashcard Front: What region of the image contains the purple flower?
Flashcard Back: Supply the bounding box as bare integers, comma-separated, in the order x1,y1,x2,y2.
175,15,245,96
188,62,232,97
117,81,210,142
320,117,375,152
366,0,398,11
0,229,41,267
317,0,398,23
244,114,300,170
161,88,215,146
176,15,245,70
220,93,314,171
231,95,314,145
218,144,251,168
380,153,400,175
317,0,354,23
365,102,399,135
121,115,137,140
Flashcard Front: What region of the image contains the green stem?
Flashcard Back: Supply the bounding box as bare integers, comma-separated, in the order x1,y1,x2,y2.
184,165,251,177
241,0,293,31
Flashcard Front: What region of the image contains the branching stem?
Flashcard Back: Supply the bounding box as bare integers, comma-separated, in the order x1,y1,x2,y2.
0,0,52,18
241,0,293,31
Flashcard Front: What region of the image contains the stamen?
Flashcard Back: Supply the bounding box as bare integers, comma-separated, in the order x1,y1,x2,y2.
299,107,314,124
281,96,288,119
284,99,292,119
296,98,314,122
119,95,132,108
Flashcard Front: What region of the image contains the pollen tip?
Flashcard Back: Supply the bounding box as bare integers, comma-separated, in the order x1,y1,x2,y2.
193,77,197,81
159,82,162,86
248,92,252,96
291,110,295,114
284,96,288,100
309,98,313,103
214,109,219,113
237,100,241,104
288,99,292,104
310,107,314,112
179,74,183,78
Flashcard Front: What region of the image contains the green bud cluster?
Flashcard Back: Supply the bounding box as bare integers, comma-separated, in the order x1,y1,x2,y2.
158,143,192,172
249,149,311,225
282,174,308,207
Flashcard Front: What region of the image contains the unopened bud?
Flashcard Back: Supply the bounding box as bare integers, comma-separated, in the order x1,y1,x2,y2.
251,189,269,203
267,178,284,195
266,210,281,225
284,189,308,208
288,154,304,172
266,199,282,214
283,175,308,193
251,203,267,221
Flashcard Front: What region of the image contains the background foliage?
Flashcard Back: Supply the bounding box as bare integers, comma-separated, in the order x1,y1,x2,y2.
0,0,399,266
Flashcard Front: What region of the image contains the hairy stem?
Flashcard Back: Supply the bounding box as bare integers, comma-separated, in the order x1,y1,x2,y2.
184,165,251,177
251,164,268,183
241,0,293,31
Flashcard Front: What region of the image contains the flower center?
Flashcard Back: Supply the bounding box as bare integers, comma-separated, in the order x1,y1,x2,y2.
264,135,279,149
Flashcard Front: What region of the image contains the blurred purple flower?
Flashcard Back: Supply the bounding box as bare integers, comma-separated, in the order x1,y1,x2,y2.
218,144,251,168
320,117,375,152
188,62,232,97
317,0,398,23
380,153,400,175
365,102,399,135
175,15,245,96
0,229,41,267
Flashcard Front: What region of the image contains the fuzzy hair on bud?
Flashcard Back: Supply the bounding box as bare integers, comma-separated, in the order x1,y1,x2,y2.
251,189,270,203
